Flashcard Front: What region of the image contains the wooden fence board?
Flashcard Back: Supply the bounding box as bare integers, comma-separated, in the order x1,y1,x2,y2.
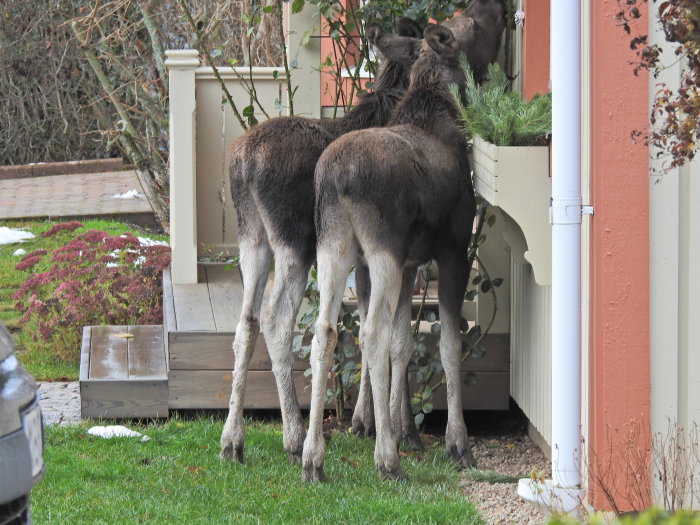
410,372,511,411
168,331,505,373
168,369,508,411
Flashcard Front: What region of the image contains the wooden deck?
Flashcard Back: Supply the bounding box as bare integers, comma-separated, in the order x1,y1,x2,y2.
163,264,510,411
80,325,168,418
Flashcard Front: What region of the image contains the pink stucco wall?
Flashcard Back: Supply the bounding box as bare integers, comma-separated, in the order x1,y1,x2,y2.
588,1,651,511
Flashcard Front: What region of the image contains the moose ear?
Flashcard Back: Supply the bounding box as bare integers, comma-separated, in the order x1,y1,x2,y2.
424,24,457,56
397,17,423,39
366,23,383,46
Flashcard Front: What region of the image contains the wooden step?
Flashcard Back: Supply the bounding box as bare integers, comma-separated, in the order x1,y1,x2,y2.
162,264,507,412
80,325,168,419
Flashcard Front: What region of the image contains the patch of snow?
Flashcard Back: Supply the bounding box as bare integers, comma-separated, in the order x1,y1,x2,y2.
101,236,167,268
13,248,26,256
111,189,144,200
87,425,150,442
0,227,35,245
137,236,167,247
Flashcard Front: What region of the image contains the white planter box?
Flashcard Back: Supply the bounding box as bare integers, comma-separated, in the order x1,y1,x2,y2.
471,136,552,286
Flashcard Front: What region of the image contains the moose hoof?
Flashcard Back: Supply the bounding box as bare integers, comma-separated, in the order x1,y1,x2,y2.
287,450,302,465
352,420,376,439
402,432,424,452
220,443,244,463
447,444,477,469
301,464,325,483
378,465,406,482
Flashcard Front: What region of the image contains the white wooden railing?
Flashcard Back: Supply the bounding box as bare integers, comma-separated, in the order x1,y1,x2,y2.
165,4,320,284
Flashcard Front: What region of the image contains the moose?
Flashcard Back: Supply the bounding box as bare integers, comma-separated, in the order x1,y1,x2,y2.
221,0,507,482
220,20,424,465
301,0,508,481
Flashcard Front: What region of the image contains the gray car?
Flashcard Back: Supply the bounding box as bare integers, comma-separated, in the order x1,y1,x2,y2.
0,323,44,525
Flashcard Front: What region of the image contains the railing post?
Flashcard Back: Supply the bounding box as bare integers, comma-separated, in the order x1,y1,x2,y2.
286,2,320,117
165,49,199,284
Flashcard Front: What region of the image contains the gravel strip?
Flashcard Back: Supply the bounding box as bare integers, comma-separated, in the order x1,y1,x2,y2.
462,434,551,524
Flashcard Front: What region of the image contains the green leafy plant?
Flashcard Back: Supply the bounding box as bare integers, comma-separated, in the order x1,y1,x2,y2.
296,265,362,420
547,507,700,525
409,198,503,427
308,0,470,115
451,59,552,146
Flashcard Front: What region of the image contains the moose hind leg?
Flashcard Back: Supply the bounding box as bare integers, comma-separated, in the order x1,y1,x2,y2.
302,240,357,482
351,261,375,438
220,236,272,463
437,251,476,468
362,253,404,480
388,266,423,452
261,245,310,464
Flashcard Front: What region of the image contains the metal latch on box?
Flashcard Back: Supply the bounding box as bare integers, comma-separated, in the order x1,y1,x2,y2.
549,198,594,225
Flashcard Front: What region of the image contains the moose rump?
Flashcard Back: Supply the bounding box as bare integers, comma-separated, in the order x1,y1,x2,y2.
315,125,473,267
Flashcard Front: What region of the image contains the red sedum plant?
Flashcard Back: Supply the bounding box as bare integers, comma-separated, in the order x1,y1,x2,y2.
13,223,170,362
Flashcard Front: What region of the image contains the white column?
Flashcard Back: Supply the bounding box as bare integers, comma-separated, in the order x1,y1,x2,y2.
285,1,320,117
165,49,199,284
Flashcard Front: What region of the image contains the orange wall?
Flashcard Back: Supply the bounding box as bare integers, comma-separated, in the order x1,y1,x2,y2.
588,1,651,511
522,0,550,100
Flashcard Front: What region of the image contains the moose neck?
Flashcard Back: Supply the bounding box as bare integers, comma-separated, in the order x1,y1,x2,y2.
321,59,410,137
387,56,459,136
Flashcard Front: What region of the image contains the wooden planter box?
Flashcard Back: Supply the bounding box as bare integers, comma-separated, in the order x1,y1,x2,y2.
471,136,552,286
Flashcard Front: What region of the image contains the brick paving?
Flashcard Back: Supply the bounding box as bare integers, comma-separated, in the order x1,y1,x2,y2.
38,382,81,426
0,171,153,222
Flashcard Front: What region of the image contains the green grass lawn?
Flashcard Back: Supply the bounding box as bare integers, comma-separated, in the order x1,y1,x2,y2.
0,218,168,380
34,417,482,524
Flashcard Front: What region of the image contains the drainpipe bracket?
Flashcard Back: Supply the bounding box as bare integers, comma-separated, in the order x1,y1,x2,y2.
517,478,585,519
549,197,588,225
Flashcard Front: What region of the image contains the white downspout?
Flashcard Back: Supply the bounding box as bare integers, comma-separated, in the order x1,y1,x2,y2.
518,0,585,515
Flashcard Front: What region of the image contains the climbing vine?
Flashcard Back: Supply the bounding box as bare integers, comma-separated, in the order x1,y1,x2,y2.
307,0,469,114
